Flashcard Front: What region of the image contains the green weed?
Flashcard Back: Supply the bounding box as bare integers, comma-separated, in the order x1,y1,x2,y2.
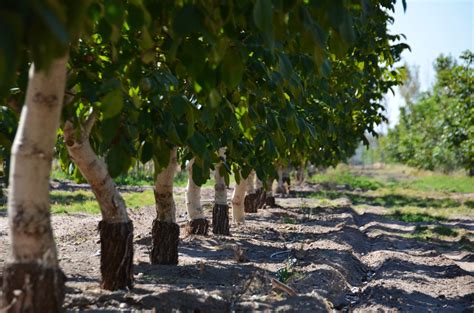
276,258,297,283
281,216,297,224
389,210,445,223
409,224,462,242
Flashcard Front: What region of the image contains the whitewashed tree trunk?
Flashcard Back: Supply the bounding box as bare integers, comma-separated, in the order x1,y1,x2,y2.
246,171,256,194
265,178,276,207
244,170,258,213
63,117,129,223
2,54,68,312
266,179,274,198
185,158,209,235
276,167,285,193
232,175,247,224
212,148,230,235
154,148,178,223
63,116,133,290
214,164,228,206
151,147,179,264
185,158,204,220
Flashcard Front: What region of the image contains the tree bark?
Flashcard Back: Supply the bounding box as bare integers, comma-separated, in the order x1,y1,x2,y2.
212,148,230,235
232,174,247,224
276,167,290,195
185,158,209,235
244,171,258,213
63,117,133,290
2,55,68,313
151,148,179,265
265,178,276,207
296,161,306,185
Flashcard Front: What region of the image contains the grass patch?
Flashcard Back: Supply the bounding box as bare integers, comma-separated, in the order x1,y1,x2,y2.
122,190,155,209
403,175,474,193
389,210,445,223
50,190,99,214
50,189,155,214
408,225,461,241
309,165,383,191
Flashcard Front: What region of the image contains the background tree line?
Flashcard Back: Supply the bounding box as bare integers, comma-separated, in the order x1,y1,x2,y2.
360,51,473,175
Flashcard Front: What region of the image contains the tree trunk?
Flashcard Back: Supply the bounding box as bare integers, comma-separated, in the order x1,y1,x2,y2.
276,167,290,195
63,117,133,290
296,161,305,185
151,148,179,265
212,148,230,235
1,55,68,313
265,178,276,207
185,158,209,235
232,174,247,224
244,171,258,213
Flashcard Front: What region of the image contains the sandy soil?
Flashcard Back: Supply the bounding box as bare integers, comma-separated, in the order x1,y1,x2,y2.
0,184,473,312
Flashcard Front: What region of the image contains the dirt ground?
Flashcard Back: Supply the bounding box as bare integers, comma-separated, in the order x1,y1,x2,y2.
0,183,473,312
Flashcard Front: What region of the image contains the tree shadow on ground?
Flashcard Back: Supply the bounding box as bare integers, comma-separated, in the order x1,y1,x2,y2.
296,190,463,209
356,285,474,311
50,192,95,204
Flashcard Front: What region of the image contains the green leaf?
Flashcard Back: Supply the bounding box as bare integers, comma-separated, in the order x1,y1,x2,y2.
220,48,244,89
188,132,207,157
106,145,130,178
104,0,126,26
100,89,123,119
173,5,204,37
154,140,171,170
139,141,153,163
170,95,188,118
278,53,293,79
192,162,209,186
253,0,274,47
35,3,69,45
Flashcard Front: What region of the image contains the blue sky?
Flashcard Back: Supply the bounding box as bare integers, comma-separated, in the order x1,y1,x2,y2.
384,0,473,128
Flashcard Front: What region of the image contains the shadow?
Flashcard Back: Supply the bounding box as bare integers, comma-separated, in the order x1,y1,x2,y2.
357,285,474,311
50,193,95,204
296,190,463,209
374,258,472,279
66,273,100,283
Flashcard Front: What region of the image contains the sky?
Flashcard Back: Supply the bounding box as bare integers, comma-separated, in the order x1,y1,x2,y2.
383,0,473,129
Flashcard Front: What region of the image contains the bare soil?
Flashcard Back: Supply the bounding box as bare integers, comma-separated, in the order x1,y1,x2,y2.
0,184,473,312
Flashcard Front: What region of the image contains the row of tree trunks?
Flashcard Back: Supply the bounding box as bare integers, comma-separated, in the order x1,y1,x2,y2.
1,55,69,312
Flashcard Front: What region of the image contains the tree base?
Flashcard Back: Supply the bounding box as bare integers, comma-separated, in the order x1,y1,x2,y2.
151,220,179,265
185,218,209,235
212,204,230,235
255,188,267,210
98,220,134,290
1,262,65,312
266,196,276,207
244,193,258,213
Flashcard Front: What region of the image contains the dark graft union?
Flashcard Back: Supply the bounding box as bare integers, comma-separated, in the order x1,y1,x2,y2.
150,219,179,265
98,221,134,290
212,204,230,235
2,262,66,313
